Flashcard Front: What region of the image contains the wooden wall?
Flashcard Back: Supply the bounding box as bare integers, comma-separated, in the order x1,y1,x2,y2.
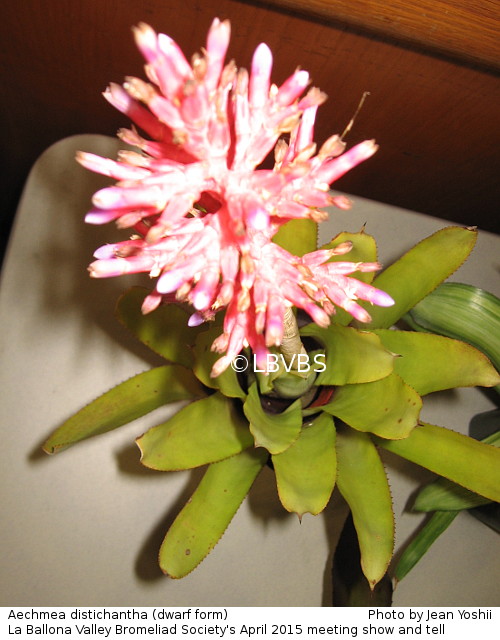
2,0,499,260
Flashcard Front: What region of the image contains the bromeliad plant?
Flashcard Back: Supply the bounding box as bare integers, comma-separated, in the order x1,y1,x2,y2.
43,19,500,594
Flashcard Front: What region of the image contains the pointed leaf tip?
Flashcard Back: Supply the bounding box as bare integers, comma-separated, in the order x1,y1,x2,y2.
243,382,302,454
272,412,336,516
43,365,204,454
137,392,253,471
363,226,477,329
159,449,267,578
336,428,394,587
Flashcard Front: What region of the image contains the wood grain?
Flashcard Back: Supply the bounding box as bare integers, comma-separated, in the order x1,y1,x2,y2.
264,0,500,70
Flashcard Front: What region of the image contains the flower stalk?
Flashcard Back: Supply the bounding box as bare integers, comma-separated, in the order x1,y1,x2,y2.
280,307,308,370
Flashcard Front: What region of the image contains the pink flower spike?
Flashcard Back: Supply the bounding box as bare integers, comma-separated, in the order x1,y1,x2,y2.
342,300,372,324
141,292,163,314
316,139,378,185
296,105,318,153
103,83,167,140
249,43,273,110
188,312,205,327
93,239,142,259
103,82,135,113
330,241,353,256
246,205,269,231
210,355,233,378
205,18,231,93
276,69,309,106
330,195,352,210
359,286,395,307
88,255,156,278
92,185,164,211
355,262,382,273
80,19,394,374
301,249,338,268
191,267,219,310
156,255,206,293
132,23,159,65
304,303,331,328
156,269,185,294
297,87,327,111
371,290,395,307
76,151,150,181
318,134,346,159
84,208,123,225
157,33,192,80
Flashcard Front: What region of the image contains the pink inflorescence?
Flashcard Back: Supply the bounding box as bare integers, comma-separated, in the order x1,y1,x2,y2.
81,19,394,376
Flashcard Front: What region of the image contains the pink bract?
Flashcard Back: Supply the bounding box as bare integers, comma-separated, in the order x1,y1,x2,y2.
81,18,393,375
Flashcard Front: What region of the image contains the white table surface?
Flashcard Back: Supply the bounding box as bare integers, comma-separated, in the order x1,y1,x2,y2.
1,134,498,607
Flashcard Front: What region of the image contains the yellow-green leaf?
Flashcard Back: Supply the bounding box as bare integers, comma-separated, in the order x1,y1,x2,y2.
322,373,422,439
376,422,500,502
413,430,499,511
336,428,394,588
374,329,500,395
160,448,268,578
243,382,302,454
300,324,394,385
272,412,336,517
192,322,246,399
116,287,205,367
273,219,317,256
137,392,253,470
43,365,204,454
362,227,477,329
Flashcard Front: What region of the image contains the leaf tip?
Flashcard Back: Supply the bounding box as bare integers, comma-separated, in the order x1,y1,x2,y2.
41,440,66,455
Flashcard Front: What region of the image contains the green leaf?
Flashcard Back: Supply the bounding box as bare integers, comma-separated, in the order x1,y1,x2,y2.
322,373,422,439
192,322,246,399
160,448,268,578
414,482,492,512
137,392,253,470
243,382,302,454
335,427,394,588
394,511,459,582
405,283,500,372
43,365,204,454
412,430,500,511
272,219,317,256
272,412,336,517
332,513,393,606
320,230,378,325
362,227,477,329
116,287,205,367
373,329,500,395
270,368,318,399
300,324,394,385
376,422,500,503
